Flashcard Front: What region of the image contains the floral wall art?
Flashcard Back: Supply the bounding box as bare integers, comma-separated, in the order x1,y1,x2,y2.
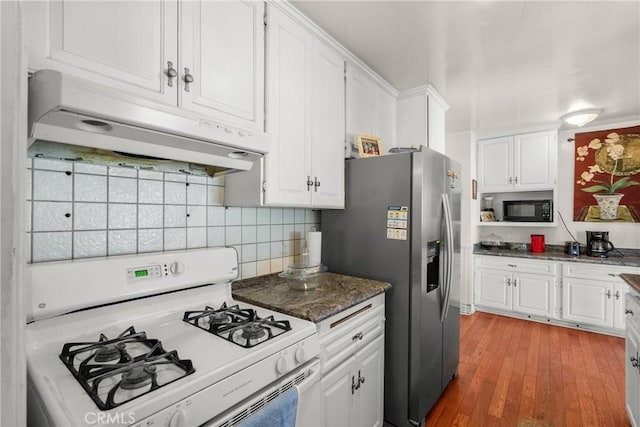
574,125,640,222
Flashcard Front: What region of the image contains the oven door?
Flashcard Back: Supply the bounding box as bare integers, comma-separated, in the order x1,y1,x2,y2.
206,358,321,427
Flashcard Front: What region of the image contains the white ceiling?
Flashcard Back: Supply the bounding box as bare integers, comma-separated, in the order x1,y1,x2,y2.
291,1,640,135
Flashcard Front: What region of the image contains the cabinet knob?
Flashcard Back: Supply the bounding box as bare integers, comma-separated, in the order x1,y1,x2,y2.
183,68,194,92
166,61,177,87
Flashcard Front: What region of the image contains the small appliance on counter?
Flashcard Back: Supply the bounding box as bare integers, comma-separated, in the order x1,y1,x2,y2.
586,231,616,258
530,234,545,253
565,241,581,256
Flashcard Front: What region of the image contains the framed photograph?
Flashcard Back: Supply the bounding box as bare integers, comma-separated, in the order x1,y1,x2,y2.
471,179,477,200
480,210,496,222
357,134,382,157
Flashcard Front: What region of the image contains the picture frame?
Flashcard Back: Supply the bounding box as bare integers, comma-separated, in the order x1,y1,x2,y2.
357,134,382,157
471,179,477,200
480,210,496,222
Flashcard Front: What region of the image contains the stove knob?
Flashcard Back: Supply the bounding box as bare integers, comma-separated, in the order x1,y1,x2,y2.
169,261,185,276
276,356,288,374
295,346,306,364
168,409,191,427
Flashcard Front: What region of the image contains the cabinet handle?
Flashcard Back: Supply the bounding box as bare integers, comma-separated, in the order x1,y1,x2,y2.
183,68,194,92
608,273,618,277
306,176,314,191
513,278,518,287
352,332,363,341
506,278,511,287
358,370,365,386
606,290,612,299
509,177,513,184
514,176,518,184
314,177,321,192
626,309,634,316
507,264,517,268
351,376,357,394
615,290,620,300
165,61,177,87
632,356,639,368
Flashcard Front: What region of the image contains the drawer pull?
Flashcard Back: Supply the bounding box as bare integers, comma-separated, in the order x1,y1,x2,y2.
632,356,639,368
352,332,363,341
615,290,620,300
606,290,612,299
508,264,517,268
608,273,618,277
626,309,634,316
330,304,372,329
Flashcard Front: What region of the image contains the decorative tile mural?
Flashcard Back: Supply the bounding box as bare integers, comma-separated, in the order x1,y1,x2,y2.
573,125,640,222
26,159,320,279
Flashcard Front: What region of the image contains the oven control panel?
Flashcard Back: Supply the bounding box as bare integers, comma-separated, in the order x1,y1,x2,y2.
127,264,163,281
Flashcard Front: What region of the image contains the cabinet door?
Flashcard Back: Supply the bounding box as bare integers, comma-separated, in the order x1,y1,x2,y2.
26,0,177,104
346,64,376,149
354,335,384,427
263,5,312,206
626,326,640,426
513,273,553,317
615,282,630,330
477,137,513,192
513,131,556,190
321,355,355,427
562,278,613,327
310,41,345,208
180,1,264,130
475,269,511,310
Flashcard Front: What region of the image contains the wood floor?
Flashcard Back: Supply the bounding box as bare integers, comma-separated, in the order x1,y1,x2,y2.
425,312,628,427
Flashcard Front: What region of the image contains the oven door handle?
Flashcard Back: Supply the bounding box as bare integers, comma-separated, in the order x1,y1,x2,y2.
295,359,321,394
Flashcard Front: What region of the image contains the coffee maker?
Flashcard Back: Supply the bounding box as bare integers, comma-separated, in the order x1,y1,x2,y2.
586,231,615,258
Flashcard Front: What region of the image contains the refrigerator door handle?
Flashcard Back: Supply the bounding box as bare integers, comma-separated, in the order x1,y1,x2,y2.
440,193,454,322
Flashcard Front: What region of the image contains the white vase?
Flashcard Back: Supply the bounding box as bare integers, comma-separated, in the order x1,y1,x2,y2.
593,193,624,220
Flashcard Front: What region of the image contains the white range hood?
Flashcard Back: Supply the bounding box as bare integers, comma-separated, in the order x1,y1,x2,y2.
27,70,268,175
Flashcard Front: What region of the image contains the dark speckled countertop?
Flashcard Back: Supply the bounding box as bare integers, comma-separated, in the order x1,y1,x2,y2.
621,274,640,294
232,272,391,323
474,244,640,267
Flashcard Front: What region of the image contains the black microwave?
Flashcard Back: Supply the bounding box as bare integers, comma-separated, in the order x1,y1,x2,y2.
503,199,553,222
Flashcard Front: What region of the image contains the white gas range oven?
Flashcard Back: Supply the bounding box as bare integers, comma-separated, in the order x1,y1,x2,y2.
26,247,321,427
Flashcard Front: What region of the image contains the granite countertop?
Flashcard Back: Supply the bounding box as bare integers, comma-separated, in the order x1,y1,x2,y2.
232,272,391,323
621,274,640,294
474,244,640,267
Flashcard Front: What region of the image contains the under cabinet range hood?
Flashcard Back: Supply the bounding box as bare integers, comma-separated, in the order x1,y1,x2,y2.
27,70,267,176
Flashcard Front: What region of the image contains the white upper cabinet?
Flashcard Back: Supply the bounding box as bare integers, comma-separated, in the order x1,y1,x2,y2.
26,0,177,104
478,130,557,192
396,86,449,154
229,3,345,208
26,0,265,132
180,1,265,130
346,64,396,155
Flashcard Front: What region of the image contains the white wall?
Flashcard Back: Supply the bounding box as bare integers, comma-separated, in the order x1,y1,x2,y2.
476,119,640,249
0,2,27,425
446,131,477,312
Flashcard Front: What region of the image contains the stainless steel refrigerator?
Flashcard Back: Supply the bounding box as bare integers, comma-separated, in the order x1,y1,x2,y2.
322,147,461,427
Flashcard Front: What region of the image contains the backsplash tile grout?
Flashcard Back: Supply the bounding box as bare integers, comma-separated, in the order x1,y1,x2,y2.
27,159,320,279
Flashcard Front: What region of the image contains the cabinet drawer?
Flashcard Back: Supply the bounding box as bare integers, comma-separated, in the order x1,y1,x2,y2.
562,262,639,280
319,303,385,373
475,255,556,275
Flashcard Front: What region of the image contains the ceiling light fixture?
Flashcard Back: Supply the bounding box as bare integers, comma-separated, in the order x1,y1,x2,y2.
561,109,602,127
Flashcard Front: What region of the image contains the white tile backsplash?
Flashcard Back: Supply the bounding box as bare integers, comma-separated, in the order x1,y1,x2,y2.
74,174,107,202
33,170,72,201
28,161,320,277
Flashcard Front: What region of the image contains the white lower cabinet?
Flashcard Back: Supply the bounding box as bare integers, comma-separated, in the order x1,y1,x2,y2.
626,291,640,427
561,263,635,331
321,335,384,427
318,296,385,427
474,256,556,318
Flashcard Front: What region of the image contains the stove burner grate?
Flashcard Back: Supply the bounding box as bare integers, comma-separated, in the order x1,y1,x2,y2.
59,326,195,410
183,303,292,348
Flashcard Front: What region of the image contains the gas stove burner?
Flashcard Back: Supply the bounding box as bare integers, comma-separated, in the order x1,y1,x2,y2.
184,304,292,348
219,315,292,348
120,364,156,390
183,302,253,333
59,326,194,410
240,323,267,340
94,342,126,363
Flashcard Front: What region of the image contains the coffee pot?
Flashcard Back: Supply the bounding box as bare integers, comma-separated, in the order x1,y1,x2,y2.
586,231,615,258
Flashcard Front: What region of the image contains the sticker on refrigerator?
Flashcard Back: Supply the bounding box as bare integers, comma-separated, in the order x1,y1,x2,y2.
386,206,408,240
